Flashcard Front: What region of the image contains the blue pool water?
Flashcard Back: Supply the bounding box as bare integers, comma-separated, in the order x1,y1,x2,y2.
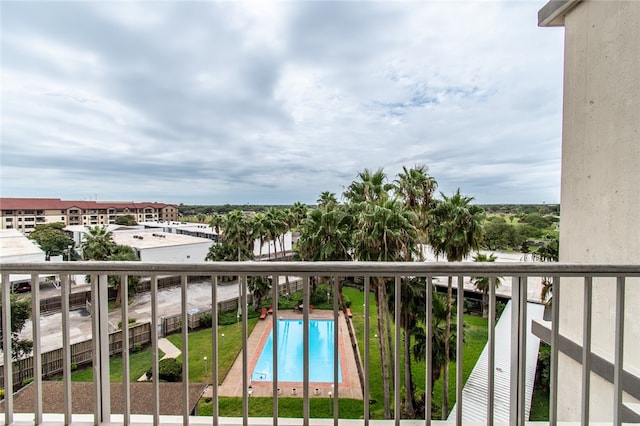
252,319,342,383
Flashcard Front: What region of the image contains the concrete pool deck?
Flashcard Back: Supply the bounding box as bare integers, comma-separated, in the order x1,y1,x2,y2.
216,309,363,400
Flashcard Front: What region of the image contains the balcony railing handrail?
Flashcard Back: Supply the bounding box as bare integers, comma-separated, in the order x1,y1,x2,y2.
2,260,640,276
1,261,639,425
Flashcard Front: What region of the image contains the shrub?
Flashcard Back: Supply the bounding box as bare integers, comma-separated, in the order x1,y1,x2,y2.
310,285,330,305
342,294,352,308
70,362,78,371
0,388,4,399
218,311,240,326
131,343,143,353
146,358,182,382
200,313,213,328
117,317,137,330
535,343,551,390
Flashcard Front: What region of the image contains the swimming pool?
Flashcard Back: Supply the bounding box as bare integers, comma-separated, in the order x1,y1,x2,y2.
252,319,342,383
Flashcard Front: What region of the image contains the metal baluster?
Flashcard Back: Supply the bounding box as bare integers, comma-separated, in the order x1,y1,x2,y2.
550,276,560,426
2,272,14,426
31,273,43,425
487,276,496,426
364,276,371,426
333,276,339,426
509,276,520,426
242,274,249,426
150,275,160,425
581,277,592,426
121,274,130,426
518,277,527,426
395,276,401,426
303,275,310,426
272,274,279,426
613,276,625,426
181,274,189,423
212,275,219,426
456,275,464,426
61,274,72,424
425,275,432,426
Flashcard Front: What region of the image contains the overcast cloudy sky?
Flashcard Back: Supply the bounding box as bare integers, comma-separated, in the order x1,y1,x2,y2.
1,1,564,205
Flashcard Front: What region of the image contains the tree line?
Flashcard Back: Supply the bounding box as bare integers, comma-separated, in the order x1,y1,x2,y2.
22,164,559,418
206,165,487,418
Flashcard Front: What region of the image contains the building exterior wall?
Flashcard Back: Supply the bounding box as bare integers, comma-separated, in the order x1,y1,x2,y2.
545,0,640,420
0,199,179,232
137,243,211,263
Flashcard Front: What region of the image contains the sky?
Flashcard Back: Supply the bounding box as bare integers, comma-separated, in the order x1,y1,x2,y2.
1,1,565,206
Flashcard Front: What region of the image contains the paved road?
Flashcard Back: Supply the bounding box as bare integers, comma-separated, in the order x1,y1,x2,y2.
19,280,243,354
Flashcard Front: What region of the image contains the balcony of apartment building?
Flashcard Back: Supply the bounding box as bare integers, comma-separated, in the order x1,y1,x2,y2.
1,261,638,425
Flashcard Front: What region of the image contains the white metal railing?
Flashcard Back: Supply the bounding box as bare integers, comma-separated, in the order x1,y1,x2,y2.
1,261,639,426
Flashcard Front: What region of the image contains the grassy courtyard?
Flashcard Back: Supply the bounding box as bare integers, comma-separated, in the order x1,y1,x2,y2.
69,286,494,419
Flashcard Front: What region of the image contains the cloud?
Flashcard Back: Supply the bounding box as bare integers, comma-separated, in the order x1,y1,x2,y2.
1,1,563,205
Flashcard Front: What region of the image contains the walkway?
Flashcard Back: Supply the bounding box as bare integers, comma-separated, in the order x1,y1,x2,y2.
447,301,545,422
137,338,181,381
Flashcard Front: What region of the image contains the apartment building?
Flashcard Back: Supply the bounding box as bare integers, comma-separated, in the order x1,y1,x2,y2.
0,198,179,233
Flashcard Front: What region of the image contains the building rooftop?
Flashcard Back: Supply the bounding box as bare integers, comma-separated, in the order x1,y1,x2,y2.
0,229,45,258
3,382,206,416
0,197,177,210
112,230,212,250
140,221,220,237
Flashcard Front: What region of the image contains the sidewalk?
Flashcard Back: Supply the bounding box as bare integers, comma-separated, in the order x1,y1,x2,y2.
137,338,181,381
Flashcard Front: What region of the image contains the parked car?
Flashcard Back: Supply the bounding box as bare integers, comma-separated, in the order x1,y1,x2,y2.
12,282,32,293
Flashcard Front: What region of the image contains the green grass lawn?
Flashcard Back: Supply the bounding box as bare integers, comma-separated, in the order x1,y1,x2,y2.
198,396,364,418
345,286,488,420
67,286,490,421
166,318,259,384
529,387,550,420
70,348,165,382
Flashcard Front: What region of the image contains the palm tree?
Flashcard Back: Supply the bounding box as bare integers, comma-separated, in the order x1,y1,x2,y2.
81,225,116,260
394,165,437,255
279,208,293,259
221,210,253,261
343,167,393,204
210,213,223,236
297,202,354,327
266,208,286,259
317,191,338,208
353,198,419,419
290,202,308,229
413,292,457,407
251,213,269,259
205,242,237,262
428,189,484,417
248,276,271,311
471,252,502,318
109,245,140,307
386,276,425,417
297,205,352,262
532,234,559,303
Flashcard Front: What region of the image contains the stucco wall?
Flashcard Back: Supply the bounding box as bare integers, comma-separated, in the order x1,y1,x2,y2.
556,0,640,420
138,243,211,263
